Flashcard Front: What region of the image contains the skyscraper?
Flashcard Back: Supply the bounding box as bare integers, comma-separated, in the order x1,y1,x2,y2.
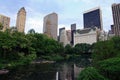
16,7,26,33
71,23,76,45
111,25,114,34
83,7,103,30
112,3,120,36
43,12,58,40
0,14,10,31
59,27,69,46
66,30,71,42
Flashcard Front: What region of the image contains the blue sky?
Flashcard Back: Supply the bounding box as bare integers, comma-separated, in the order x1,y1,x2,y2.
0,0,119,33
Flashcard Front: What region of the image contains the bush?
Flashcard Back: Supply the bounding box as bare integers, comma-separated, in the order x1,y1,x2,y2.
42,54,64,61
97,57,120,80
77,67,108,80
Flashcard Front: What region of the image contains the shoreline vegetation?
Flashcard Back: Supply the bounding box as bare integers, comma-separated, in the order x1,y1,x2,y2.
31,60,55,64
0,30,120,80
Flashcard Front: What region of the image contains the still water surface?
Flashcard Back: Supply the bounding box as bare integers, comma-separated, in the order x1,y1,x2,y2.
0,55,91,80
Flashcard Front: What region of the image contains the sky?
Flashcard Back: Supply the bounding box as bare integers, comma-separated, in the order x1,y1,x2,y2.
0,0,119,33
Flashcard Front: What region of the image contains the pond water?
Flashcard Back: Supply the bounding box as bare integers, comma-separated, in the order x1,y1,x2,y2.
0,54,91,80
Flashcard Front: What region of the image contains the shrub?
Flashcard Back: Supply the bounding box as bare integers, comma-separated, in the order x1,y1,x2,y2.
77,67,108,80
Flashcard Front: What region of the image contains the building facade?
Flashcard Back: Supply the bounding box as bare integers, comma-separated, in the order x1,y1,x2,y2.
59,27,70,46
110,25,115,34
43,13,58,40
71,23,76,45
66,30,71,42
16,7,26,33
74,28,98,45
112,3,120,36
83,7,103,30
0,14,10,31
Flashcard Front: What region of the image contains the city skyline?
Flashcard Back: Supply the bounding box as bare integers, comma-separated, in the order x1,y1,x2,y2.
0,0,119,33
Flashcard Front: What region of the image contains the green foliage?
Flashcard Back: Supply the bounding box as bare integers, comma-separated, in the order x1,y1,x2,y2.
74,43,91,54
0,22,3,30
42,54,64,61
97,57,120,80
92,40,115,64
92,37,120,65
77,67,108,80
0,31,35,69
28,29,35,34
91,36,120,80
111,36,120,56
26,33,64,56
98,57,120,72
64,44,72,54
0,31,64,69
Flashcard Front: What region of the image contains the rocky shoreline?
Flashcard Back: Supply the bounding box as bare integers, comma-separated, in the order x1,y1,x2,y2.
31,60,55,64
0,69,9,75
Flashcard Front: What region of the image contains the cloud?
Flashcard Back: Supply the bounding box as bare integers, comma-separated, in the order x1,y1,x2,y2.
0,0,119,34
27,0,63,14
25,17,43,33
25,8,45,33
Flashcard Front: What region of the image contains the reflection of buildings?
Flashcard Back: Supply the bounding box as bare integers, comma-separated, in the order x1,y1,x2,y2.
0,14,10,31
57,64,84,80
83,7,103,30
74,27,98,45
58,63,73,80
16,7,26,33
112,3,120,36
43,13,58,40
74,64,84,80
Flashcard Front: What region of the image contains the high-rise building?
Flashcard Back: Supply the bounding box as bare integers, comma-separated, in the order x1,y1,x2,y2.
112,3,120,36
83,7,103,30
0,14,10,31
16,7,26,33
111,25,115,34
43,12,58,40
59,27,70,46
66,30,71,42
71,23,76,45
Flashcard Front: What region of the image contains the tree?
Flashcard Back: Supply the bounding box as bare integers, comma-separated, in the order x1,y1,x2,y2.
91,37,120,80
28,29,35,34
0,31,35,60
98,57,120,80
73,43,91,54
111,36,120,56
64,44,72,54
77,67,108,80
92,37,120,66
0,22,3,30
92,40,115,64
26,33,64,57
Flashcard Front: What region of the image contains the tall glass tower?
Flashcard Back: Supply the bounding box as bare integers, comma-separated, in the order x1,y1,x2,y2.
83,7,103,30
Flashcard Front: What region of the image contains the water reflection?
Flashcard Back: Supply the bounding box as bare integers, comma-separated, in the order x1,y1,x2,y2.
0,54,91,80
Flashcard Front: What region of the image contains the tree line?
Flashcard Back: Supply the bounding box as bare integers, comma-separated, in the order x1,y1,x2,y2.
0,29,93,69
78,36,120,80
0,30,64,69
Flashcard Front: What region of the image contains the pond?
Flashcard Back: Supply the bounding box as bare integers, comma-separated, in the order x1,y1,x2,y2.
0,54,91,80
